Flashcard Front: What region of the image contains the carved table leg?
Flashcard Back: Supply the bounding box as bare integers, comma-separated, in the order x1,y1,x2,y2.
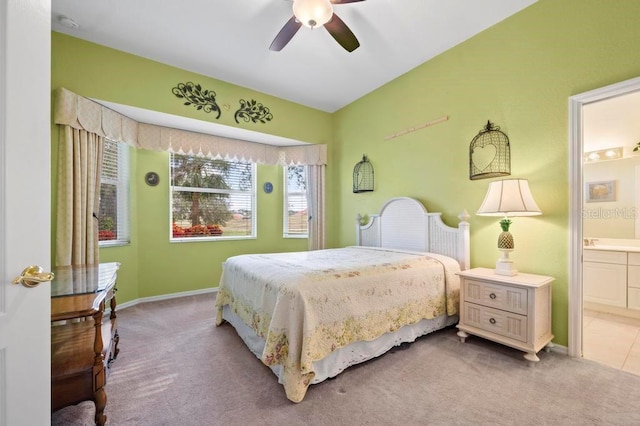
94,387,107,426
457,330,469,343
113,330,120,360
93,308,108,426
110,291,119,359
109,292,117,321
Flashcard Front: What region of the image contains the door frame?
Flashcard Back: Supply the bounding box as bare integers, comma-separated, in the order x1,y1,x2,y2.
568,76,640,358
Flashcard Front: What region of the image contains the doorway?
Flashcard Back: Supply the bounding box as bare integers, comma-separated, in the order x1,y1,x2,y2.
569,76,640,363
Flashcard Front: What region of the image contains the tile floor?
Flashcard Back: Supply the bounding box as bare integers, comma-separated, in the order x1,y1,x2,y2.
583,308,640,375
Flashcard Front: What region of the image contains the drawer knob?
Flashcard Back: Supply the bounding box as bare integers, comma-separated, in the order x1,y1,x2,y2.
489,318,496,325
489,293,497,300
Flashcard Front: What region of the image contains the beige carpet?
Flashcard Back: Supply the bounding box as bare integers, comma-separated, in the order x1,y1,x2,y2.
52,293,640,425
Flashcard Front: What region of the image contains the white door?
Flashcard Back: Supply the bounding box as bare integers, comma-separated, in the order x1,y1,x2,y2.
0,0,52,424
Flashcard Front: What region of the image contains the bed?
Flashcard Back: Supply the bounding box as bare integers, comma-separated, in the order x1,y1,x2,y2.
214,197,470,402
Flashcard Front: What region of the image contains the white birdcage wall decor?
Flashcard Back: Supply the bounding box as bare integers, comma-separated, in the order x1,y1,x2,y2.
469,120,511,180
353,155,374,193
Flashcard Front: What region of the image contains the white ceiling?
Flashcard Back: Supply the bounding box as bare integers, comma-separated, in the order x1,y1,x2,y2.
51,0,538,114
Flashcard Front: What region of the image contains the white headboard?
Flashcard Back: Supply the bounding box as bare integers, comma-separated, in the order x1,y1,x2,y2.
356,197,470,270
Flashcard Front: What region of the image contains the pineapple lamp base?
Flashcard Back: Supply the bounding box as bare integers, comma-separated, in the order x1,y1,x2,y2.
495,248,518,276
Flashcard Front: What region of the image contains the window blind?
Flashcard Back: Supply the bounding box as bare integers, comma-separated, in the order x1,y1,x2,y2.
170,154,256,239
285,165,308,237
99,139,130,245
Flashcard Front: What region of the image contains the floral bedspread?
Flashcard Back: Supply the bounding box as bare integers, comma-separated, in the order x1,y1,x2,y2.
214,246,460,402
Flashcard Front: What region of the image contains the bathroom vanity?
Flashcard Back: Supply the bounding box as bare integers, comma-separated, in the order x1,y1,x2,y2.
583,240,640,311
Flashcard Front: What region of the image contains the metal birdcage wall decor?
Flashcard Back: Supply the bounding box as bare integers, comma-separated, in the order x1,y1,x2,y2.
353,155,374,193
469,120,511,180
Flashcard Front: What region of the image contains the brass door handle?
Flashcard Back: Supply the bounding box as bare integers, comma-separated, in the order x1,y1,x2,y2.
12,265,54,288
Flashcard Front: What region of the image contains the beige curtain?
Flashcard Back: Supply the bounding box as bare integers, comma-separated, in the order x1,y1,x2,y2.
56,125,104,266
306,165,326,250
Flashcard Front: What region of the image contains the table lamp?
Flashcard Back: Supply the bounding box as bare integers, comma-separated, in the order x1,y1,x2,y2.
476,179,542,276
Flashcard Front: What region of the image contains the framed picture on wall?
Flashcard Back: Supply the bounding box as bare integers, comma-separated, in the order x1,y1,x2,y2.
585,180,616,202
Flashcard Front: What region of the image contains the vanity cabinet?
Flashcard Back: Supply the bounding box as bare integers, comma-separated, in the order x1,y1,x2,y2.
583,250,627,308
582,249,640,311
627,253,640,309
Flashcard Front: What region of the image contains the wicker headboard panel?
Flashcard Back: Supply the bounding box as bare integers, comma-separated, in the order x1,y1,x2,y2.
356,197,470,270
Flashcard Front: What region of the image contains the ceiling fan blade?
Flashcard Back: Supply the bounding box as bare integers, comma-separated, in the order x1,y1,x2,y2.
331,0,366,4
324,13,360,52
269,16,302,51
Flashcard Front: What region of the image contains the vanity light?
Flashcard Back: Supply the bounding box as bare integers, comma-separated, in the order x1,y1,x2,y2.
587,152,600,161
584,147,623,162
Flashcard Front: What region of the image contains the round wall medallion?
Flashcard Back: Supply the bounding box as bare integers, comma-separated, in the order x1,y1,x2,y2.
263,182,273,194
145,172,159,186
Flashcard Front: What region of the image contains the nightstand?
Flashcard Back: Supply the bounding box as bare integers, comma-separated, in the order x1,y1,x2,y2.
456,267,554,364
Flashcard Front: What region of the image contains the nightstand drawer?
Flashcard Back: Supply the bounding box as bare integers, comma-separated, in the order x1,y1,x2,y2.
463,279,528,315
463,302,528,343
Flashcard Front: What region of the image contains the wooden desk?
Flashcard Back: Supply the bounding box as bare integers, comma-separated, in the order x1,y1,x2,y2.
51,262,120,426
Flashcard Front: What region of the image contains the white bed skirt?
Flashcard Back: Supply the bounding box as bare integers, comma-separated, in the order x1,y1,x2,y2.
222,305,458,386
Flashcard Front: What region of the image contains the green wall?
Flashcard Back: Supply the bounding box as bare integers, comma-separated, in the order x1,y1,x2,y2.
51,32,333,303
52,0,640,347
332,0,640,345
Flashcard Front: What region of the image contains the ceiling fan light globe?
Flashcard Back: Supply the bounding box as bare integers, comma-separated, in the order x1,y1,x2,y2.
293,0,333,29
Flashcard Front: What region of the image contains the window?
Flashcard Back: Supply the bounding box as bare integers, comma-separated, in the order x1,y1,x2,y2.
284,165,308,237
98,138,130,246
170,154,256,240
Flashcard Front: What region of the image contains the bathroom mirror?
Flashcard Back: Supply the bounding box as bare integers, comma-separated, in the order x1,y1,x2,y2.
582,91,640,241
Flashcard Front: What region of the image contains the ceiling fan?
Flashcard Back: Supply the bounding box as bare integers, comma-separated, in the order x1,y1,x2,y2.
269,0,365,53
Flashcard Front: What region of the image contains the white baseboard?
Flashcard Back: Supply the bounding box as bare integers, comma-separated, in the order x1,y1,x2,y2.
548,341,568,356
117,287,218,311
584,301,640,319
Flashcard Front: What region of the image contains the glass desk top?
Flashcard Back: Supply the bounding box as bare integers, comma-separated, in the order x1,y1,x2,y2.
51,262,120,298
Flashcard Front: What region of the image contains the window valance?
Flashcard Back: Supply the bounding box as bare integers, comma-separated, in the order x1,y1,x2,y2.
53,87,327,166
